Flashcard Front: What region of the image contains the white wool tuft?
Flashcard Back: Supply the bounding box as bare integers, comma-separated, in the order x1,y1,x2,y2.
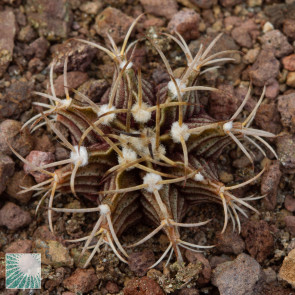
194,172,204,182
131,102,151,123
118,147,137,170
120,60,133,70
223,121,233,133
143,173,163,193
170,121,190,143
99,204,110,214
97,104,116,125
168,79,186,99
59,98,72,108
70,145,88,166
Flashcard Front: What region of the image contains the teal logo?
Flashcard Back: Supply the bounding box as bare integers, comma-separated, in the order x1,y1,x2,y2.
5,253,41,289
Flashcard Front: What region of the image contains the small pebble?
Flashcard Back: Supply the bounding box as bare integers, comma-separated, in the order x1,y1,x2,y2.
6,170,35,203
285,216,295,236
0,10,16,77
277,92,295,132
5,239,32,253
33,239,73,268
0,202,32,231
241,220,274,263
216,227,245,255
283,19,295,40
95,7,134,44
54,71,88,97
282,54,295,72
249,50,280,87
129,249,155,277
105,281,120,294
168,9,200,41
263,21,274,33
24,150,55,183
286,72,295,88
261,161,282,210
285,195,295,212
0,153,15,194
123,276,164,295
63,268,99,293
279,249,295,288
212,253,264,295
260,30,293,58
0,119,33,157
140,0,178,20
276,133,295,171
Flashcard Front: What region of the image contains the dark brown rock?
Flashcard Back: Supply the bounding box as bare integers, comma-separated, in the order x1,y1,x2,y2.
168,9,200,41
283,19,295,40
6,170,35,204
260,30,293,58
105,281,120,294
123,277,164,295
255,102,281,135
0,81,33,120
0,120,33,157
282,54,295,72
129,249,155,277
63,268,98,293
24,150,55,183
0,202,32,231
276,134,295,170
52,39,97,73
209,255,232,269
95,7,134,44
140,0,178,20
260,282,295,295
209,84,238,120
231,19,258,49
212,253,264,295
74,79,109,103
241,220,274,263
249,50,280,87
0,9,16,77
25,0,73,41
33,225,57,241
54,71,88,97
0,153,15,194
277,92,295,132
28,57,45,73
5,239,32,253
216,227,245,255
33,134,55,153
265,79,279,100
261,161,282,210
285,216,295,236
185,251,211,284
18,25,37,43
189,34,240,66
285,195,295,212
28,37,50,60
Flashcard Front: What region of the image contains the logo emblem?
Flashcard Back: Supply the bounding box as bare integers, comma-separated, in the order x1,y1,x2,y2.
6,253,41,289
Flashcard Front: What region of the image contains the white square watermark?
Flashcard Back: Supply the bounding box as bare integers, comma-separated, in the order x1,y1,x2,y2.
5,253,41,289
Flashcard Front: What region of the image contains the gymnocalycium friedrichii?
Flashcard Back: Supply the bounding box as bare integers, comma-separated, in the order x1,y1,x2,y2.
17,15,278,269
